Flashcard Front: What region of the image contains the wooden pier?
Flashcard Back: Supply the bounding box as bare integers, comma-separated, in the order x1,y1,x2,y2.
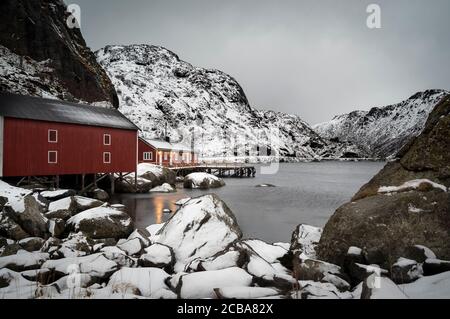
169,163,256,178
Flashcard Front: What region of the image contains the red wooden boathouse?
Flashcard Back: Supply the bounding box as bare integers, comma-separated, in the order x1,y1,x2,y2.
0,93,139,188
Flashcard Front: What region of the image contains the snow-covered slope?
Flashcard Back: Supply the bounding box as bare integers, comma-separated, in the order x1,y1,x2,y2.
313,90,449,158
96,44,356,159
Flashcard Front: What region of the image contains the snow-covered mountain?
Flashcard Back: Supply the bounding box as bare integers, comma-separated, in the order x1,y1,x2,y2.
96,44,357,159
313,90,449,158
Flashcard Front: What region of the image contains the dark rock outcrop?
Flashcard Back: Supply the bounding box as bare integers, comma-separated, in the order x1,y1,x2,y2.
318,94,450,268
0,0,118,106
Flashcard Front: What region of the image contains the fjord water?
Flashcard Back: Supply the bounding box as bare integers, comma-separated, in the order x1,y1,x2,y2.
111,161,384,243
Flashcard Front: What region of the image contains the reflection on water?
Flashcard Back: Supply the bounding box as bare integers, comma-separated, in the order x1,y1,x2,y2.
111,161,385,243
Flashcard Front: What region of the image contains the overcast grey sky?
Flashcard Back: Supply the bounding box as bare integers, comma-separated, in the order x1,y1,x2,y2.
68,0,450,124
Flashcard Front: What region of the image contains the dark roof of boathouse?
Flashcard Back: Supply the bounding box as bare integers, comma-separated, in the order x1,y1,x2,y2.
0,92,140,131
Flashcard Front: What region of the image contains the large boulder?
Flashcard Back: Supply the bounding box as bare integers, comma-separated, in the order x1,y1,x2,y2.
66,205,134,239
115,164,176,193
318,94,450,268
153,194,242,272
0,211,29,240
183,173,225,189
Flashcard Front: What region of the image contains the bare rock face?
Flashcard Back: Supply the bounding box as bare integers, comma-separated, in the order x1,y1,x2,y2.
318,94,450,268
0,0,118,106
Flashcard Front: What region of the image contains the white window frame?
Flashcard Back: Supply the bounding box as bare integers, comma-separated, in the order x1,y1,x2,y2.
103,152,111,164
48,129,58,143
48,151,58,164
143,152,152,161
103,134,111,146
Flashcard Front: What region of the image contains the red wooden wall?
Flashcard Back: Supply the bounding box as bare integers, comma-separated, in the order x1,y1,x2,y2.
3,117,138,177
138,139,157,164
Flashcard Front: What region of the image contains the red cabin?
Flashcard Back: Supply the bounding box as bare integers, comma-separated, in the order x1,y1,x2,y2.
138,137,198,167
0,93,139,180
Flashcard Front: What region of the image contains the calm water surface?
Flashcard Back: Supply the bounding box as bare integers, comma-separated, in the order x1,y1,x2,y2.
111,161,384,243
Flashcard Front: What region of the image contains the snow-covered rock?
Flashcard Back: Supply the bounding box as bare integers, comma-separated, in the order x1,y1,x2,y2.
313,90,449,158
57,233,92,258
95,44,351,160
215,286,280,299
139,243,174,271
405,245,437,263
66,206,133,239
100,246,136,267
177,267,253,299
361,274,408,299
399,271,450,299
0,250,49,271
0,268,39,299
127,228,151,247
183,173,225,189
46,196,77,220
243,239,288,264
18,237,45,252
116,238,144,256
175,197,191,206
290,224,322,259
107,267,171,298
378,179,447,194
42,253,118,280
0,181,48,238
154,194,242,272
188,249,242,272
149,183,176,193
391,257,423,284
40,189,75,201
292,280,353,299
423,258,450,276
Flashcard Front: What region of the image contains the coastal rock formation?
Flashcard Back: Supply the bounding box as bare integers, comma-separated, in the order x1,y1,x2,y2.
183,173,225,189
153,194,242,272
318,94,450,268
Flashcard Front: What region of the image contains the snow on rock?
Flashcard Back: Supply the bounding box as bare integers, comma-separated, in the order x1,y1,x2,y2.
154,194,242,272
361,274,408,299
0,180,32,213
378,179,447,194
391,257,423,284
66,206,134,239
139,243,174,270
423,258,450,276
313,90,449,158
243,239,288,263
183,173,225,189
146,223,165,241
116,238,144,256
0,250,49,271
0,268,39,299
127,228,151,247
290,224,323,259
150,183,176,193
178,267,253,299
46,196,77,220
100,246,136,267
293,280,353,299
107,267,170,298
42,253,118,280
188,249,242,272
73,196,104,211
57,233,92,258
215,286,280,299
18,237,45,252
399,271,450,298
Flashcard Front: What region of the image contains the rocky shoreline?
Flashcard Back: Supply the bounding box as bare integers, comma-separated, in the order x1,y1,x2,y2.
1,95,449,299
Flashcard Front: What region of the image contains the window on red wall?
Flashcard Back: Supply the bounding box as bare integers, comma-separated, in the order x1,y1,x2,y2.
103,152,111,164
48,151,57,164
48,130,58,143
143,152,152,161
104,134,111,145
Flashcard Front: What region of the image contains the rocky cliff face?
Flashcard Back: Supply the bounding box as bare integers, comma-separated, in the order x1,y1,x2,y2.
0,0,118,107
96,44,358,159
313,90,449,158
317,93,450,268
